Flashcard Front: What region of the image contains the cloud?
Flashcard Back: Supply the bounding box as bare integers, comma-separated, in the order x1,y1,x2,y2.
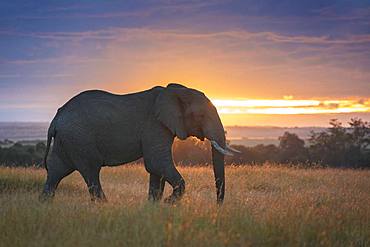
213,98,370,115
1,0,227,21
29,73,73,78
2,26,369,98
1,57,111,65
4,28,370,44
313,5,370,21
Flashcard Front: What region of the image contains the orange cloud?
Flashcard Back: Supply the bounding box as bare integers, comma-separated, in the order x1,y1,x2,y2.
212,98,370,115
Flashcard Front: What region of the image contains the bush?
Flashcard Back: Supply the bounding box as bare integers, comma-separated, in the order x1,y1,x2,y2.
308,118,370,167
0,142,46,167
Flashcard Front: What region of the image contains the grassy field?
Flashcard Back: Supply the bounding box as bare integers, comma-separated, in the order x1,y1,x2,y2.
0,165,369,247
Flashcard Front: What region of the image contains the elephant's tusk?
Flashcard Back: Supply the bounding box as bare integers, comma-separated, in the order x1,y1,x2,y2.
210,140,234,156
226,144,241,153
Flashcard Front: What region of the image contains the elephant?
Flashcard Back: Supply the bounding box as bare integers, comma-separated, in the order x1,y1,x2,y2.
40,83,239,204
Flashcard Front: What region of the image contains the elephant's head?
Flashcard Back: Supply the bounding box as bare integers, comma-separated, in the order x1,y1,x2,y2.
154,83,239,203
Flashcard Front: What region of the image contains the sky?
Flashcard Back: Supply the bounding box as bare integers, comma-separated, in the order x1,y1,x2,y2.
0,0,369,126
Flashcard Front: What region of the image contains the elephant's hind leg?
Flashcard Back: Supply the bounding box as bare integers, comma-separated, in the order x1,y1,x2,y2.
39,152,74,202
79,167,107,202
148,173,166,201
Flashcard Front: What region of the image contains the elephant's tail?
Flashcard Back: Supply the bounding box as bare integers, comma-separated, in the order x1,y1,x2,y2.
44,118,57,171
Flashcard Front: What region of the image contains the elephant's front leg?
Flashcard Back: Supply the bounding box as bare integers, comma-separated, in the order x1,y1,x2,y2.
148,173,165,201
143,145,185,203
162,166,185,204
146,160,185,204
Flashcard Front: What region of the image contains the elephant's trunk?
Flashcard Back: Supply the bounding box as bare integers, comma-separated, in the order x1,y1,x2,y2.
203,112,226,204
212,143,225,204
209,140,240,203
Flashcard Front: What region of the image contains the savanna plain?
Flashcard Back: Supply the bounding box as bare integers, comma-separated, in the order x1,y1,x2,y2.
0,165,369,247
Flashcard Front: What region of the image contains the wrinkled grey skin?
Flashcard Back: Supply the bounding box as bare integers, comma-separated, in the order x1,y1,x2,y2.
40,83,226,203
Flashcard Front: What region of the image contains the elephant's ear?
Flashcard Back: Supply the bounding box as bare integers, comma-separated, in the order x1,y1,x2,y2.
154,89,188,140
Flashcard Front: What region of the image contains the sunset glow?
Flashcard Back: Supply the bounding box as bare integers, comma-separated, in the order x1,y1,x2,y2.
212,99,370,115
1,1,369,126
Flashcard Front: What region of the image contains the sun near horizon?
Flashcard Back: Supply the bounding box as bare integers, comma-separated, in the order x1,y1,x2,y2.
1,1,369,126
211,97,370,127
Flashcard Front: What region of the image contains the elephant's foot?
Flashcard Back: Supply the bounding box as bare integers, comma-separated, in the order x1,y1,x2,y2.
164,181,185,204
39,191,55,203
148,188,164,202
148,196,161,202
91,196,108,203
89,185,107,203
164,195,181,204
90,192,107,203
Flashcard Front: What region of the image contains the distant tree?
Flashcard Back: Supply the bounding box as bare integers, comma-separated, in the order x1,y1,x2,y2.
309,119,348,166
346,118,370,166
172,137,211,165
253,144,280,163
278,132,308,163
0,142,45,167
226,144,280,165
35,142,46,153
348,118,370,148
309,119,370,167
225,144,248,164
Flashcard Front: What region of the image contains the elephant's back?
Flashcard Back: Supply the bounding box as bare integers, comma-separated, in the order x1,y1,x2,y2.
53,89,150,140
58,90,122,112
57,89,147,118
49,89,155,164
57,88,158,116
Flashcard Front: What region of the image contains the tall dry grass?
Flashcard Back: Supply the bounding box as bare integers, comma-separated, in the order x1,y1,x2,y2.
0,165,369,246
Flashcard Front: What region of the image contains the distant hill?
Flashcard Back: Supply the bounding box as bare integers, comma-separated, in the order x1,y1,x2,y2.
0,122,326,147
0,122,49,141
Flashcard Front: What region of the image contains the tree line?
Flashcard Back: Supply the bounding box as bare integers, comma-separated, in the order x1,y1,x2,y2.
0,118,369,168
174,118,369,168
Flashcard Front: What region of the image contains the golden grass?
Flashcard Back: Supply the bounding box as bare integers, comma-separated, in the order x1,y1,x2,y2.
0,165,369,246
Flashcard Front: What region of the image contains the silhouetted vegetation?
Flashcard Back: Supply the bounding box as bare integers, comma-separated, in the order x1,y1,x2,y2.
174,118,370,168
308,118,370,168
0,142,46,167
1,118,369,168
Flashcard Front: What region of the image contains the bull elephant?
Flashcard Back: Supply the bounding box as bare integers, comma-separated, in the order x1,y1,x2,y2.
40,83,238,204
